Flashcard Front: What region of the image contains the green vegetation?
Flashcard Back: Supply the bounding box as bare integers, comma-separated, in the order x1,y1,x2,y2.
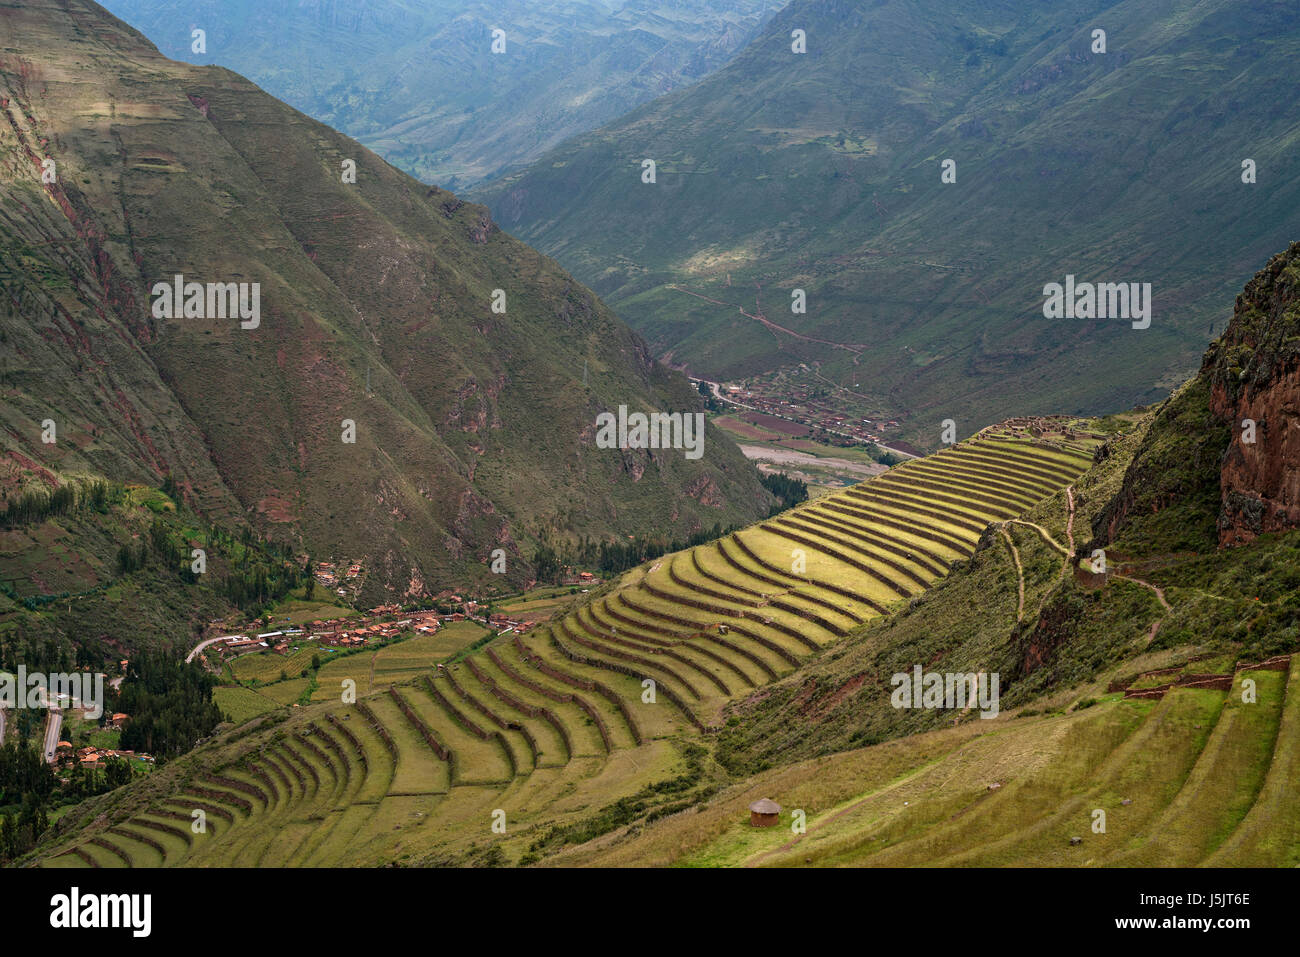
25,429,1099,868
117,653,223,761
0,475,313,678
11,2,1300,873
477,0,1300,446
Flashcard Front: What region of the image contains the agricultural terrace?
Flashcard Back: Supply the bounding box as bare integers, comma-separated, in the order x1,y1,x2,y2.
37,434,1094,867
563,658,1298,868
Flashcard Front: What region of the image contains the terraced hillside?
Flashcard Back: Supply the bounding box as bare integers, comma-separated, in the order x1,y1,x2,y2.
555,657,1299,868
546,434,1093,726
32,432,1091,867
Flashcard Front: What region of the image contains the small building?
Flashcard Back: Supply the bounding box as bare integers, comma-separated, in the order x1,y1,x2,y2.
749,798,782,828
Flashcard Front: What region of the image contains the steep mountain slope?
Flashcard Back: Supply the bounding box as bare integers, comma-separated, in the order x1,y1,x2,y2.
27,233,1300,866
0,0,772,600
99,0,781,191
477,0,1300,446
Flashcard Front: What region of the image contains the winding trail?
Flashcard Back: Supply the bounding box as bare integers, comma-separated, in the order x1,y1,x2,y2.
1006,520,1068,557
1065,486,1076,556
744,754,950,868
669,284,867,355
1115,575,1172,612
1003,486,1080,627
1113,574,1173,645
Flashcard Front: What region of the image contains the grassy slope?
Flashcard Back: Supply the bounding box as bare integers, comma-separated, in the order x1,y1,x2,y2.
0,481,301,666
477,0,1300,446
25,250,1300,868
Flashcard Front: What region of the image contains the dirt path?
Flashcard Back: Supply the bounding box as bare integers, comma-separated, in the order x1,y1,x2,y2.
1006,519,1068,557
744,755,947,867
999,527,1025,622
1113,574,1172,644
1065,486,1076,556
1115,575,1172,612
670,284,867,354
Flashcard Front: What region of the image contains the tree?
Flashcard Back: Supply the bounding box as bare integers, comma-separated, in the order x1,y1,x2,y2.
103,757,132,789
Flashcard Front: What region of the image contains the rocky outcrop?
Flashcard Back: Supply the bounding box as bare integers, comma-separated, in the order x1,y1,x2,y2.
1202,242,1300,545
1091,242,1300,553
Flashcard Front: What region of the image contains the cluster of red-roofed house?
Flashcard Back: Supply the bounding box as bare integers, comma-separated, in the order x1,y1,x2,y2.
209,607,456,658
487,613,532,635
204,592,550,668
61,745,154,767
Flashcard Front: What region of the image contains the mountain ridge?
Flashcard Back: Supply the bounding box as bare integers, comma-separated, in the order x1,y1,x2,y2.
0,0,772,602
475,0,1300,448
99,0,782,191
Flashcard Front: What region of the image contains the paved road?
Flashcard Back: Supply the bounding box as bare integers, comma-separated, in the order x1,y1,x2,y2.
43,708,62,764
186,635,243,664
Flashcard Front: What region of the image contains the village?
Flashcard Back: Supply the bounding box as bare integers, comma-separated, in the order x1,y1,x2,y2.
694,371,922,456
43,709,157,772
192,560,601,671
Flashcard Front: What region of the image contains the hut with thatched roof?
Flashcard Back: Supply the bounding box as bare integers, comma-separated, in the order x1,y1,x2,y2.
749,798,782,827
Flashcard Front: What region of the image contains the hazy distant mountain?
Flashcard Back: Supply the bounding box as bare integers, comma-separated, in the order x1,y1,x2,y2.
476,0,1300,445
0,0,772,601
99,0,782,191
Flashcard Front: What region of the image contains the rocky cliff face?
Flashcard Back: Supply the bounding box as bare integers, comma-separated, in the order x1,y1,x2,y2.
1202,242,1300,546
1090,244,1300,556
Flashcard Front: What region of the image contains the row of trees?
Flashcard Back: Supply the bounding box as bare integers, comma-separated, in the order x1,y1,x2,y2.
532,521,740,581
760,471,808,513
0,478,113,528
114,509,306,611
0,623,93,676
0,741,55,806
0,792,50,863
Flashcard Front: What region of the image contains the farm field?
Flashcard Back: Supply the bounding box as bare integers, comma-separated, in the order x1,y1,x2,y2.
500,586,591,620
713,413,890,492
310,621,491,702
230,647,322,684
214,686,280,724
